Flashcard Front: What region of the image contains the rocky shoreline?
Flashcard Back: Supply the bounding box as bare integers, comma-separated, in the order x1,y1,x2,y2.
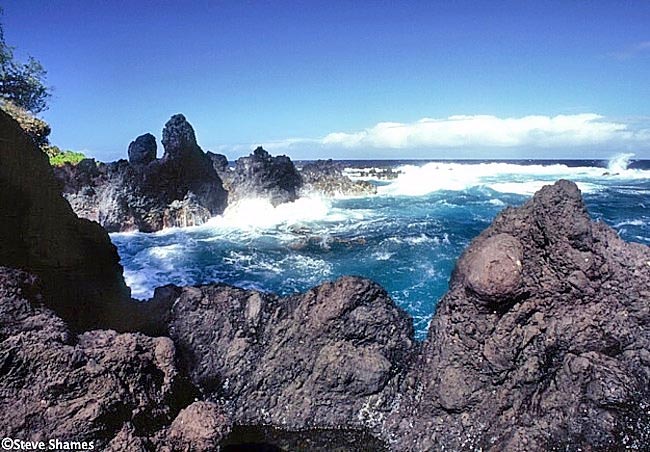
2,109,650,450
54,115,374,233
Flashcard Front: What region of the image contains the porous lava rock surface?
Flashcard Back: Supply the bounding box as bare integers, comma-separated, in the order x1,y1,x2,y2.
384,180,650,451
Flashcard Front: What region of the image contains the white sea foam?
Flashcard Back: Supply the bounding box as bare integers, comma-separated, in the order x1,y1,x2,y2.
614,219,646,228
377,159,650,197
207,197,332,229
147,244,182,260
373,251,394,261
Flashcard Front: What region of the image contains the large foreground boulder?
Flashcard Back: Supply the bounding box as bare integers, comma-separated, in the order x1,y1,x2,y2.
0,109,131,330
0,268,201,449
160,276,415,430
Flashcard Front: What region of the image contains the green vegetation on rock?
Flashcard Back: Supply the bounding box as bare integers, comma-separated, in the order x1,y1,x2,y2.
48,147,86,166
1,15,85,167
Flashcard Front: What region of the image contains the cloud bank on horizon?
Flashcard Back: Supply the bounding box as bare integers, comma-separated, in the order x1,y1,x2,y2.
234,114,650,159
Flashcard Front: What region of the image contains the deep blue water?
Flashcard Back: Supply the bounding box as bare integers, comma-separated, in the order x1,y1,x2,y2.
111,155,650,339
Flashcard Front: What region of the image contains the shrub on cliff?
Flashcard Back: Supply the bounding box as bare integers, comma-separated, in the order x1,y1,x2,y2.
0,17,50,114
47,145,86,166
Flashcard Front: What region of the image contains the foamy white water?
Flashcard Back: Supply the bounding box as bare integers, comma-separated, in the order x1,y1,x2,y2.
111,153,650,339
374,155,649,197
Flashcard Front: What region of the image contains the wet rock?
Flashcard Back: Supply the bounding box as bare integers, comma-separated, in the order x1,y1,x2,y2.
299,159,376,197
128,133,157,165
229,146,302,206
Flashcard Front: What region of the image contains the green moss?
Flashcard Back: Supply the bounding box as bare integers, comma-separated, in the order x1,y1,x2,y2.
49,150,86,167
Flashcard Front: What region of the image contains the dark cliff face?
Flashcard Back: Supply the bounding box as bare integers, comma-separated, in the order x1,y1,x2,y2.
0,110,131,331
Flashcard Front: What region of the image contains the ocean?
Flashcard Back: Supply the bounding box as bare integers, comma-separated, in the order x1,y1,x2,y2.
111,153,650,339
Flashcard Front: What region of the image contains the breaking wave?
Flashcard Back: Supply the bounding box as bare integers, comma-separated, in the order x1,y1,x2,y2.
112,156,650,339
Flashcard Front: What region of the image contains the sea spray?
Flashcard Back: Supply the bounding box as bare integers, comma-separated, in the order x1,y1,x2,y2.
607,152,635,173
111,159,650,338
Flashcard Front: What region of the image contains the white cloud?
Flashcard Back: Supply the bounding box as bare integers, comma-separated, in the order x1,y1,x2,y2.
318,114,645,149
213,113,650,159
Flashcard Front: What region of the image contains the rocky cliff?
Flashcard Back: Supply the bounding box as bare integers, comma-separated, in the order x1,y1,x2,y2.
55,136,378,233
384,180,650,450
0,109,131,331
3,109,650,450
55,114,228,232
151,180,650,450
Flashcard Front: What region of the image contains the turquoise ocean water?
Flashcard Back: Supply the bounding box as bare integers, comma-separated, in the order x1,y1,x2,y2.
111,154,650,339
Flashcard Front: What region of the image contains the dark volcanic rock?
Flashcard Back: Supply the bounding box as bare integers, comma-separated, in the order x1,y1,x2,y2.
128,133,157,165
0,268,196,449
0,110,131,331
163,276,415,430
54,114,228,232
384,180,650,450
152,401,233,451
161,114,198,161
300,159,377,197
4,113,650,452
229,146,302,206
207,151,229,174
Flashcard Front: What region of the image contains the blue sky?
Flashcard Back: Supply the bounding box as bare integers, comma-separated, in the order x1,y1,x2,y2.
3,0,650,160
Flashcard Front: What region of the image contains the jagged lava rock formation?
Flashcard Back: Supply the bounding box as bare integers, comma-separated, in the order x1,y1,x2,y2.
55,114,227,232
0,268,182,443
227,146,302,206
127,132,157,165
0,267,232,451
3,107,650,449
150,181,650,450
56,135,378,233
160,277,414,429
